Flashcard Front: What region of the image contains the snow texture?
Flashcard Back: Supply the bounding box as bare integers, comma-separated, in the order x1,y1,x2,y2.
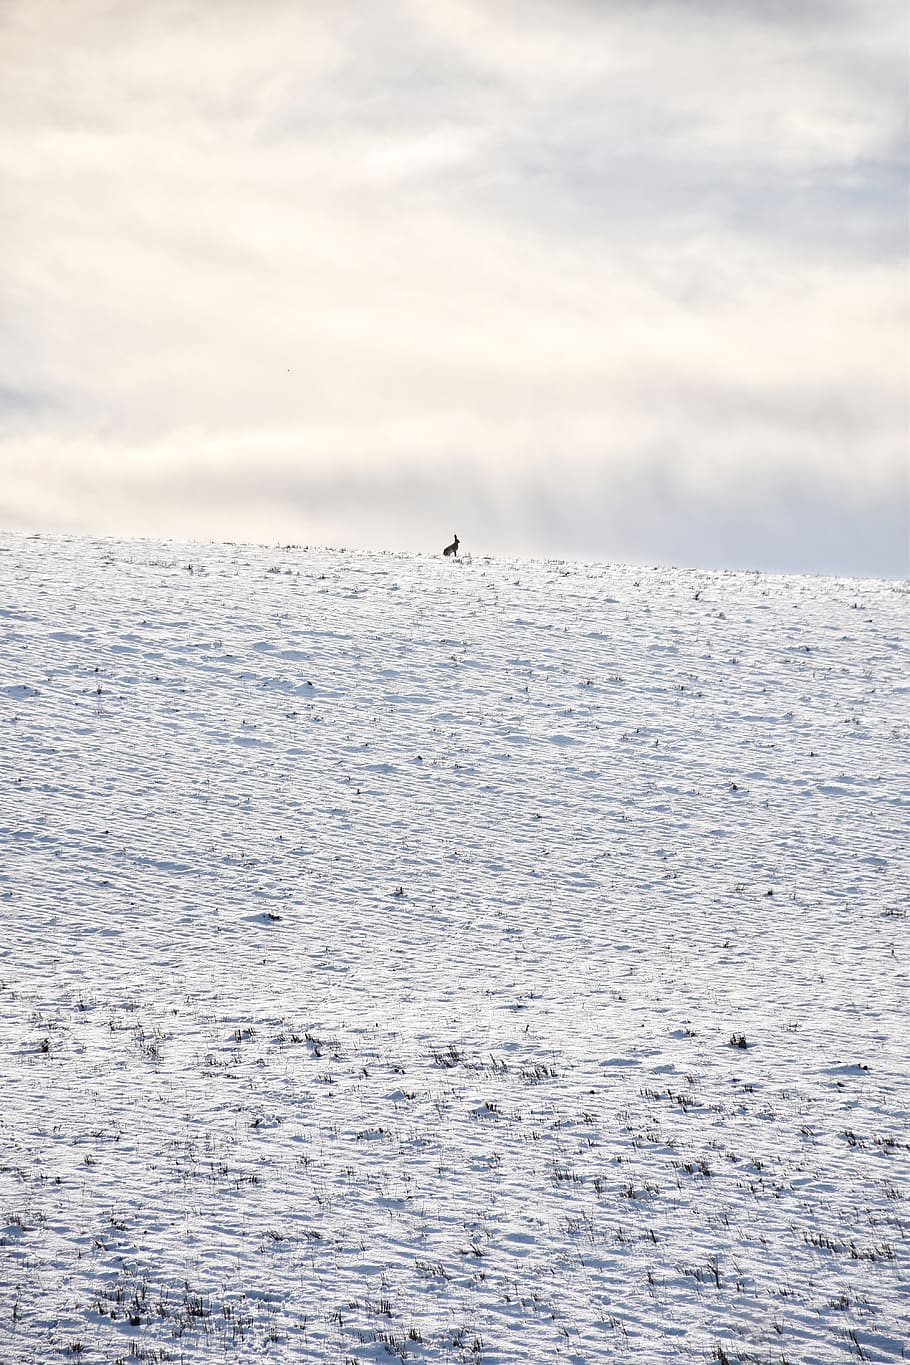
1,531,908,1364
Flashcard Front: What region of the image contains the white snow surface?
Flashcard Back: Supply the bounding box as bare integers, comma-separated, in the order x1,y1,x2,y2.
0,532,908,1365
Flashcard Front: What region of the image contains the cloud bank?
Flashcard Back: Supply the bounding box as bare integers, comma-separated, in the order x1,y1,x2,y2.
1,0,907,574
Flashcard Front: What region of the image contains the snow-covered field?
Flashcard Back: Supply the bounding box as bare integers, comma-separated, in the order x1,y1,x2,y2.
1,531,907,1365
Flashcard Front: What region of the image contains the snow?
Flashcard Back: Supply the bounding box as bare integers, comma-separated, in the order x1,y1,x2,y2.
0,531,907,1364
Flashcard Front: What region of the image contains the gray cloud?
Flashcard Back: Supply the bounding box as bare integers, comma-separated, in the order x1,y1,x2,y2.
2,429,905,577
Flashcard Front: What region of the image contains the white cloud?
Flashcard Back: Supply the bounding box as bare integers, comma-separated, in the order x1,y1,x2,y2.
0,0,907,574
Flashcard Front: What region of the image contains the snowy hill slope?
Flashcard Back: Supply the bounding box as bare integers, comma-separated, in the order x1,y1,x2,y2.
0,532,907,1364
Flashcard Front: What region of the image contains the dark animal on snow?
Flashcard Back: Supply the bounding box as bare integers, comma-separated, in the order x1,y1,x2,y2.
443,534,459,557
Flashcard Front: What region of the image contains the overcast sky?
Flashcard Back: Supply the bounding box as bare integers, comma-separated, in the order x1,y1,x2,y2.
1,0,907,575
